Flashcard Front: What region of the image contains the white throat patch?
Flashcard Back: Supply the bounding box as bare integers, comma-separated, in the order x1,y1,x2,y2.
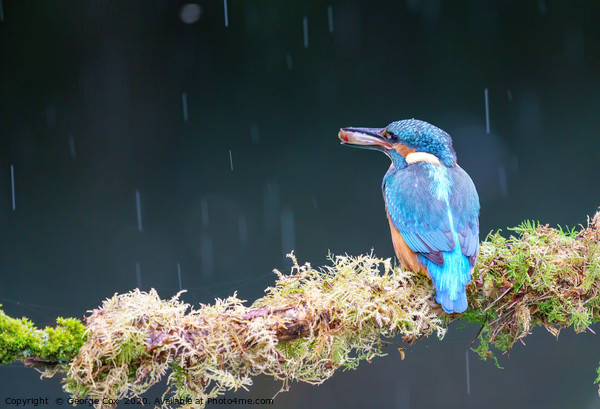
405,152,442,166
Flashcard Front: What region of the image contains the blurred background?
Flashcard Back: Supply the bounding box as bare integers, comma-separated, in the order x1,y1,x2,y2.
1,1,599,408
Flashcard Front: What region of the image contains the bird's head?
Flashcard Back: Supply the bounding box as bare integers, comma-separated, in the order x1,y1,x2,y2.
338,118,457,168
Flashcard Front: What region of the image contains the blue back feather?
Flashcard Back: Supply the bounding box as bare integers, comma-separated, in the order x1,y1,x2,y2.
383,162,479,313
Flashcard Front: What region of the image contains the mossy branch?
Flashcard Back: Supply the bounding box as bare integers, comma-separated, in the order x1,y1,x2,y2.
1,211,599,408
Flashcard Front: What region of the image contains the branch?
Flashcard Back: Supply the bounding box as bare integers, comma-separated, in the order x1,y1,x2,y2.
1,211,599,408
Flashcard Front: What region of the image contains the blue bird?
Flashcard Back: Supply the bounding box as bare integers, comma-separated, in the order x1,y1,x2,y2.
338,119,480,313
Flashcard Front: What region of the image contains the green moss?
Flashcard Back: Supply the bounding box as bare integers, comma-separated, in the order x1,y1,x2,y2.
471,324,503,369
3,210,600,406
537,298,568,325
0,310,36,365
115,332,147,365
459,213,600,382
0,306,86,365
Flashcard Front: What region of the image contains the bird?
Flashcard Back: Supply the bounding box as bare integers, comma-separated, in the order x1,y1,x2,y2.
338,119,480,313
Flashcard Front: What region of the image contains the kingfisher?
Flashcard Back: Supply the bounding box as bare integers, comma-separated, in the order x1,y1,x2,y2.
338,119,480,313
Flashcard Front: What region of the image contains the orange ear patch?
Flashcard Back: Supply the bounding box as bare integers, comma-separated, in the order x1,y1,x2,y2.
394,143,417,158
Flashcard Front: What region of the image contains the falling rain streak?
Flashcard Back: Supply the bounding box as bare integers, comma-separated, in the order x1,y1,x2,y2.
465,350,471,395
484,88,490,134
327,6,334,32
200,232,214,280
229,150,233,171
303,17,309,48
280,208,295,261
223,0,229,27
135,190,143,232
68,135,77,158
250,123,260,145
0,0,4,22
498,165,508,198
182,92,189,122
10,164,15,211
395,387,410,408
136,262,142,289
238,215,248,244
507,89,513,101
46,105,56,124
201,198,209,226
177,263,183,291
285,53,293,71
263,183,280,234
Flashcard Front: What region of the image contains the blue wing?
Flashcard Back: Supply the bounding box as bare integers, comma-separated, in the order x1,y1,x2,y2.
383,165,454,259
383,163,479,313
448,165,480,266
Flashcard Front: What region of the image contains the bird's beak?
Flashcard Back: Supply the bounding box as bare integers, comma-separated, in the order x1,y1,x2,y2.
338,127,392,150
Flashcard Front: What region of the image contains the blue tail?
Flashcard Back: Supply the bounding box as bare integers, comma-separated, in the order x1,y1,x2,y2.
420,231,472,313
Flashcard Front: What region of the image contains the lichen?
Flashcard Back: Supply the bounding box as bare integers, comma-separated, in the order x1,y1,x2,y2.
52,253,446,408
0,210,598,406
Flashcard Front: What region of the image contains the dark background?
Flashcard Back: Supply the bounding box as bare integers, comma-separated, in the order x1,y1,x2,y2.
1,1,599,408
